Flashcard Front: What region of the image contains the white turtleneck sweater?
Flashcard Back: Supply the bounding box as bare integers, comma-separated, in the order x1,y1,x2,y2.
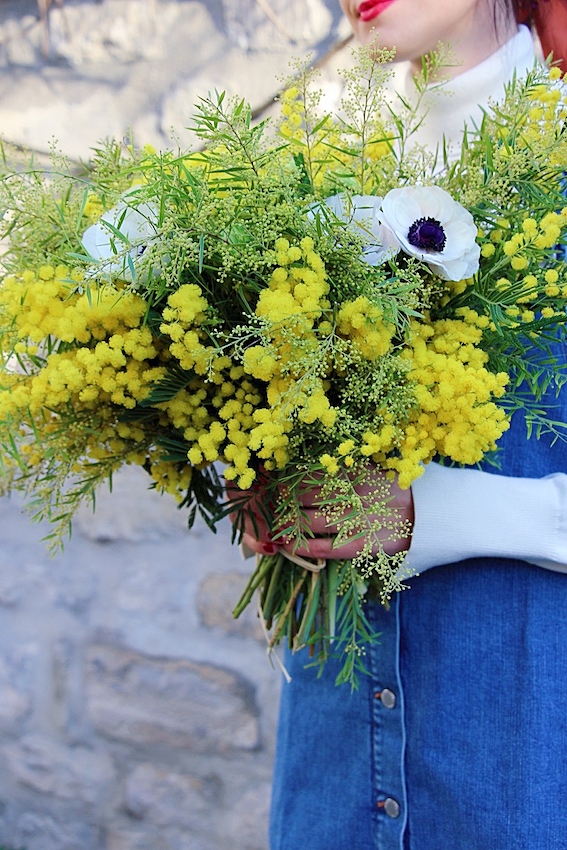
391,24,535,155
402,26,567,575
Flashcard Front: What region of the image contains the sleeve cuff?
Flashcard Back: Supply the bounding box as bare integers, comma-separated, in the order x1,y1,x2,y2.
406,462,567,574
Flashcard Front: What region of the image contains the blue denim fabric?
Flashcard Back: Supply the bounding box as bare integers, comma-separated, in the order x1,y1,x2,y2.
270,342,567,849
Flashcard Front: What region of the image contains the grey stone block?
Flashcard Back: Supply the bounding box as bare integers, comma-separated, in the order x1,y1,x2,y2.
86,644,260,753
197,572,264,640
14,811,100,850
124,763,218,830
223,783,271,850
0,684,31,732
75,466,189,543
3,733,116,805
222,0,333,51
106,826,219,850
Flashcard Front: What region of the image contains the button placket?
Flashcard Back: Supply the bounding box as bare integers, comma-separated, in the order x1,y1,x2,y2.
369,595,408,849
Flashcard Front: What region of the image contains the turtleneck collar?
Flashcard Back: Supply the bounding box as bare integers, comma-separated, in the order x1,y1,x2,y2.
391,25,536,156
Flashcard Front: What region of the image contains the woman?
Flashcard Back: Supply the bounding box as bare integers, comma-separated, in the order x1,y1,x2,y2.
242,2,567,848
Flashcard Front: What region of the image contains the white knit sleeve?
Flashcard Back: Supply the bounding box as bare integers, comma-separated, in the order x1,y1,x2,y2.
406,462,567,574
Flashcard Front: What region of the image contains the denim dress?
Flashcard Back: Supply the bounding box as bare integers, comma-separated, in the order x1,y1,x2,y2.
270,343,567,850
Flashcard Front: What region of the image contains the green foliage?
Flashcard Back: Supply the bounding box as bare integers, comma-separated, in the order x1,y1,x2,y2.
0,47,565,684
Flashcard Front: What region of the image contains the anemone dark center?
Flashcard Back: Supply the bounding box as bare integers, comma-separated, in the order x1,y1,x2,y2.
407,217,446,252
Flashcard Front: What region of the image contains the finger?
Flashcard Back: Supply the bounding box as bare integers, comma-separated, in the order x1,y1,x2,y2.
282,509,335,535
282,534,368,560
283,530,411,560
295,507,403,537
242,532,280,556
283,536,337,560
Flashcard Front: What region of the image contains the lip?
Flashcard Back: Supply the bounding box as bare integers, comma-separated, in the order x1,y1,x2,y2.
358,0,396,22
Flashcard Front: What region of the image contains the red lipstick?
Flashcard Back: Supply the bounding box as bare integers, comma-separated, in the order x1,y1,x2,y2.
358,0,396,22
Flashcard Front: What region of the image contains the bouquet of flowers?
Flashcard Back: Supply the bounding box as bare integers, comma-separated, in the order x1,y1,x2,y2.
0,45,566,685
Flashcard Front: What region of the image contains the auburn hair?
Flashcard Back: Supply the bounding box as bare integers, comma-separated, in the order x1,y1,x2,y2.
513,0,567,70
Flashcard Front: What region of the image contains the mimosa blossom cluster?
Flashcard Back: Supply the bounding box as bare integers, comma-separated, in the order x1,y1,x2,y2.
0,47,566,683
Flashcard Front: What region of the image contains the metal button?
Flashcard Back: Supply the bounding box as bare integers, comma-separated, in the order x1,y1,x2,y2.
383,798,401,819
380,688,396,709
374,688,396,709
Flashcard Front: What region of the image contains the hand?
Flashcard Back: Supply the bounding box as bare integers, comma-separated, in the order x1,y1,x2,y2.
226,466,414,560
283,468,414,559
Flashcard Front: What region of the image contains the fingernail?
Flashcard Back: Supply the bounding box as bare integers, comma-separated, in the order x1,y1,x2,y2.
261,542,279,555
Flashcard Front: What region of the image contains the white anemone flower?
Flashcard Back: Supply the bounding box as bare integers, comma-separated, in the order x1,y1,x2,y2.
377,185,480,281
313,194,400,266
81,191,159,281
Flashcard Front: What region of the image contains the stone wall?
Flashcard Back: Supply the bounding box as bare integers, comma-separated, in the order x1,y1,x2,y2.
0,0,351,159
0,468,281,850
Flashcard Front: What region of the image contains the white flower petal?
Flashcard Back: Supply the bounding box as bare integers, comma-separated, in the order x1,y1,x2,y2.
311,193,400,266
80,225,105,260
81,192,159,281
378,186,479,281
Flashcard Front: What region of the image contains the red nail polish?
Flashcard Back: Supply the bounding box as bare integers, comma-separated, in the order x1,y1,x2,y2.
262,542,279,555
